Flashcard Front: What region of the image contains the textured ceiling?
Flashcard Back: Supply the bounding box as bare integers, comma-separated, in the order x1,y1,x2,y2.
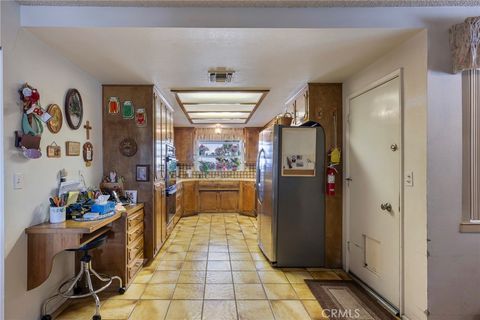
16,0,480,7
27,27,418,127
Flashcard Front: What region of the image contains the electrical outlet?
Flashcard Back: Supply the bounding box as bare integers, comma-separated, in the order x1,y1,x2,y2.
405,171,414,187
13,173,25,190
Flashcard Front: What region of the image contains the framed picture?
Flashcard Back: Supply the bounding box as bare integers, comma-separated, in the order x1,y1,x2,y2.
46,104,63,133
46,142,61,158
65,88,83,130
66,141,81,156
136,165,150,182
124,190,138,204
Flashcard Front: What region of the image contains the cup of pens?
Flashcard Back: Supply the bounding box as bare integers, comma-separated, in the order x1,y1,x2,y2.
49,196,66,223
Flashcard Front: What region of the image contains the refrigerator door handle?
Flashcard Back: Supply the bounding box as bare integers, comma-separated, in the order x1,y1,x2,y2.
256,148,265,201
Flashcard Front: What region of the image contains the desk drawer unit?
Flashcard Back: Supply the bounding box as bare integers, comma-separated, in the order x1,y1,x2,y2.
127,210,144,231
127,237,144,264
85,204,145,290
127,223,144,244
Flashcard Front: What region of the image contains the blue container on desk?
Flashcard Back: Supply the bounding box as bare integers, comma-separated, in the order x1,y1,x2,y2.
90,201,116,214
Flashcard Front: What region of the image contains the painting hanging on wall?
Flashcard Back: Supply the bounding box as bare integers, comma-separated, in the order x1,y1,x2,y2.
46,104,63,133
107,97,120,114
135,108,147,127
136,164,150,182
65,89,83,130
46,142,61,158
66,141,81,156
122,100,134,119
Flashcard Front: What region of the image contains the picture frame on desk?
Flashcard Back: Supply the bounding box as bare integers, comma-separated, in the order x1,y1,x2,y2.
136,165,150,182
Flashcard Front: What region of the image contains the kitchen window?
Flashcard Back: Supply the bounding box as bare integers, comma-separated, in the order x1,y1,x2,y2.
196,140,244,172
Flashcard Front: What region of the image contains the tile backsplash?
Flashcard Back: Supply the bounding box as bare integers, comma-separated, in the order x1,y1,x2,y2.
178,163,256,179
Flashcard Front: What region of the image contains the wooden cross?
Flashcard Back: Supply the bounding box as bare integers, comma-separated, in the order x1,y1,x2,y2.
84,121,92,140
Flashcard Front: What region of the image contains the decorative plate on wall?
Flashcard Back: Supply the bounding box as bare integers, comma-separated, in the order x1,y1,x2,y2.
65,89,83,130
119,137,138,157
46,104,63,133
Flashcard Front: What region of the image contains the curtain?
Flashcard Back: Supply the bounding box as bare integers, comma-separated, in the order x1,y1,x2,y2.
450,16,480,73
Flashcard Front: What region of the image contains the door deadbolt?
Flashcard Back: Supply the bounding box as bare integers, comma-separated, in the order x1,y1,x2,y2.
380,203,393,212
390,144,398,151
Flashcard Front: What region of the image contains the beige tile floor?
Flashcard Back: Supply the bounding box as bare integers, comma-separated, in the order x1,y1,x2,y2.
57,213,348,320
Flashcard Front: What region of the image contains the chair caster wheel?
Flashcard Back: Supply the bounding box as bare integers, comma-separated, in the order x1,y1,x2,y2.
92,315,101,320
41,315,52,320
118,287,126,295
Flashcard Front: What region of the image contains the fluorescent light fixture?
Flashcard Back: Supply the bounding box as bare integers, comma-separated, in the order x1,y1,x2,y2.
191,119,247,124
172,89,269,125
189,112,250,119
184,104,255,112
177,91,264,104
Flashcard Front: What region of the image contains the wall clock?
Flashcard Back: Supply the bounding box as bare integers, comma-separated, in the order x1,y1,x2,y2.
46,104,63,133
65,89,83,130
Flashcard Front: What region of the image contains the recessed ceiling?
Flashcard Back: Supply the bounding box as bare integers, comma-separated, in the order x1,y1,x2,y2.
26,27,420,127
173,89,269,124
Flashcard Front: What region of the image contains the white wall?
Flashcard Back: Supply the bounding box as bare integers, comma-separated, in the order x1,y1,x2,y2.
2,2,102,319
343,31,428,320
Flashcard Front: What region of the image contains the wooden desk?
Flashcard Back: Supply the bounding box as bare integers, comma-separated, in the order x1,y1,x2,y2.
25,204,143,290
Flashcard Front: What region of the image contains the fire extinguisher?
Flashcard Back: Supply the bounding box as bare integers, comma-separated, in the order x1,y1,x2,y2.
326,165,338,196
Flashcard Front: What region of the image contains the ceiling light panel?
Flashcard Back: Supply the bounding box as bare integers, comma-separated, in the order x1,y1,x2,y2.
191,119,247,124
173,89,268,125
177,91,264,104
184,104,255,112
189,112,250,119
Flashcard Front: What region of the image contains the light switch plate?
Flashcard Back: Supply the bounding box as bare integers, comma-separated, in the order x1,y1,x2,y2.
405,171,414,187
13,173,25,190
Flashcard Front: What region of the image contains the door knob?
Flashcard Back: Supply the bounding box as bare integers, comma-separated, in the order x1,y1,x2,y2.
380,203,392,212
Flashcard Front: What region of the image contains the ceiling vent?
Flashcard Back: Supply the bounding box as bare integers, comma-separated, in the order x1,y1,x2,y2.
208,69,235,83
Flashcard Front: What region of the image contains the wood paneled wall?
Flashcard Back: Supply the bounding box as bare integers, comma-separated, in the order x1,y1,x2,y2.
308,83,343,267
102,85,155,260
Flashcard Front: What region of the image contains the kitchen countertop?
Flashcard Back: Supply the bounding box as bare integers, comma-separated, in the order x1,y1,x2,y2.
177,178,255,183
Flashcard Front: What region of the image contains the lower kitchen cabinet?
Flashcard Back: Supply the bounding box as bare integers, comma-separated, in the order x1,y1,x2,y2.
199,191,219,212
219,191,239,212
183,181,198,216
240,181,256,216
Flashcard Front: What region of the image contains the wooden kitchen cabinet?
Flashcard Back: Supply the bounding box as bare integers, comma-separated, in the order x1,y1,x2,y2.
174,127,195,164
175,182,184,222
154,182,167,248
240,181,256,216
199,191,219,212
197,181,240,213
244,127,261,164
182,181,198,216
219,191,239,212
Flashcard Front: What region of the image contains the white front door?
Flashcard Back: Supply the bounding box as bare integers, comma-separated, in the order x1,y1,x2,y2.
347,75,401,309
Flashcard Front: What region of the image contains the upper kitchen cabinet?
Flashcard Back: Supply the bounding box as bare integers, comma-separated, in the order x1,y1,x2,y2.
243,127,261,165
174,127,195,165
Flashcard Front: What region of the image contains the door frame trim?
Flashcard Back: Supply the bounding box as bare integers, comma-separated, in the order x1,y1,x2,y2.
343,68,405,314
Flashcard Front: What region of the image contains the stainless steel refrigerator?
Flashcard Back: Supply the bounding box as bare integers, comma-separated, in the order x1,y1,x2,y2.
256,124,326,267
